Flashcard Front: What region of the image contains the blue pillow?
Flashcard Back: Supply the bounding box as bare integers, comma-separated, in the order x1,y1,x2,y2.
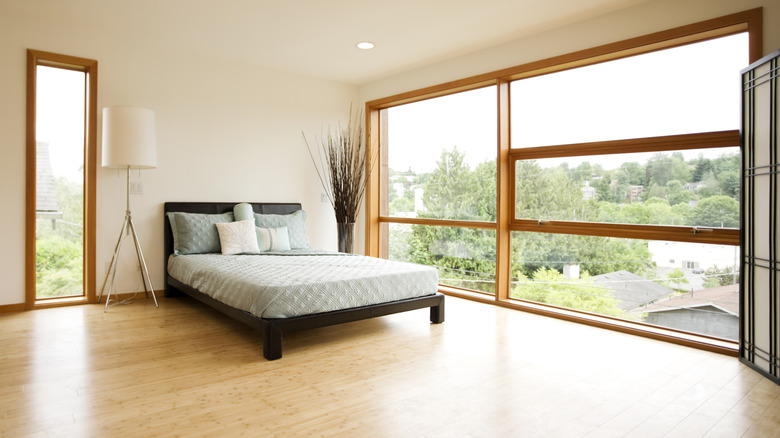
254,210,310,249
256,226,291,251
172,212,234,254
233,203,254,221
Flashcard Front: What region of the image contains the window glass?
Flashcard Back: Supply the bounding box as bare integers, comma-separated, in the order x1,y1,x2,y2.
35,65,86,299
385,86,497,221
515,147,740,228
388,223,496,295
510,33,748,148
511,232,739,340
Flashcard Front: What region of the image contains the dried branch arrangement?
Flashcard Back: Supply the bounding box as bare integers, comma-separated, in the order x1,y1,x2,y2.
303,106,367,225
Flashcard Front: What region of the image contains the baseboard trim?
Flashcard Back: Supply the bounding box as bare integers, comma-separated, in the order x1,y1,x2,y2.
0,303,25,313
0,290,161,312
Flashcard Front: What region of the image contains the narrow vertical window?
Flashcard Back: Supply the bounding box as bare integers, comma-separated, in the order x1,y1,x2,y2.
26,50,97,307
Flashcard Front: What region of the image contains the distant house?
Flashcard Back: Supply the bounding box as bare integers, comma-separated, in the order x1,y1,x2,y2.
635,284,739,340
684,181,706,192
582,180,596,201
629,185,643,202
36,141,62,225
648,241,738,271
592,270,675,310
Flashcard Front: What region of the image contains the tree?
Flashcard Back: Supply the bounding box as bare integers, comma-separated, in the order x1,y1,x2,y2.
472,160,497,221
697,171,721,198
511,267,626,317
389,196,414,214
665,268,689,291
618,161,645,186
36,234,83,297
667,180,695,206
516,160,582,221
717,170,740,199
408,147,498,294
641,183,667,202
619,203,652,224
689,195,739,228
703,265,739,288
645,153,690,188
692,157,714,182
422,146,476,219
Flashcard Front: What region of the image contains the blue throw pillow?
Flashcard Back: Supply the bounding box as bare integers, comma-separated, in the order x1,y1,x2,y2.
172,212,234,254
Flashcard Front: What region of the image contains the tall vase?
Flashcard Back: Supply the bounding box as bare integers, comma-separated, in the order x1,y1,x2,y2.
337,222,355,253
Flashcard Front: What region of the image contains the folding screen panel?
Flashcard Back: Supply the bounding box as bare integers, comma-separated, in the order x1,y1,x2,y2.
741,48,780,385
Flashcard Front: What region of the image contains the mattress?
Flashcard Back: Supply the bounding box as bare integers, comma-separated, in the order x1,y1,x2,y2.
167,251,439,318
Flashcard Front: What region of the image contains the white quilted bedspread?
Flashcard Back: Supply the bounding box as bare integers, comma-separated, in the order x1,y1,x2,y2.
167,251,439,318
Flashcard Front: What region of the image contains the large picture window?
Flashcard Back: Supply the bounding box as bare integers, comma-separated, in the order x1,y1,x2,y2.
367,9,762,352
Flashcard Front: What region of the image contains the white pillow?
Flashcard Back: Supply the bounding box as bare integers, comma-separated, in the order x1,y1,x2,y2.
215,219,260,255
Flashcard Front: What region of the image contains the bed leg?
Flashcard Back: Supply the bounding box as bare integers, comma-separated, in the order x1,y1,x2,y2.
430,299,445,324
263,325,283,360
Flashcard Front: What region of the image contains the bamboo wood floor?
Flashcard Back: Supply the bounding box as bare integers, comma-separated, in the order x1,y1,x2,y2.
1,295,779,437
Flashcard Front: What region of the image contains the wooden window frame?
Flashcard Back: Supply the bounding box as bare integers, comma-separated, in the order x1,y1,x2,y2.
26,50,98,309
365,8,763,354
508,131,742,246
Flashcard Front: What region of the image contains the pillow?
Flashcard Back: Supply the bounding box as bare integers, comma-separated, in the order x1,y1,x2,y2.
256,226,291,251
167,212,179,251
233,203,254,221
254,210,310,249
216,219,260,255
172,212,234,254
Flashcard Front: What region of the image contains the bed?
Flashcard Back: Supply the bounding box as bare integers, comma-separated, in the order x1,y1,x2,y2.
164,201,444,360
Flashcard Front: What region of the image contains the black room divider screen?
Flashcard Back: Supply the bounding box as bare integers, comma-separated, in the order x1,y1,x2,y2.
741,48,780,385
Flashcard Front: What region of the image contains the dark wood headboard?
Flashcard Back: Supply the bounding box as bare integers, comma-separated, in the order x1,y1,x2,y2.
163,202,302,296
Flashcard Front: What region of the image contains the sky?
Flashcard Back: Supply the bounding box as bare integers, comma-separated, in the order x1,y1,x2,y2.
36,65,86,183
386,32,748,174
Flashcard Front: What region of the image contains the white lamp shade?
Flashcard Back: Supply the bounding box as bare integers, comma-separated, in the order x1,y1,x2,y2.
101,106,157,169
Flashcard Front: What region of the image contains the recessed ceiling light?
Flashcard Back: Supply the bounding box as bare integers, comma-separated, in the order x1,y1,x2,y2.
356,41,375,50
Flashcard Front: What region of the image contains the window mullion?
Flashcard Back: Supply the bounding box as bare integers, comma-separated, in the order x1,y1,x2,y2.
496,78,512,301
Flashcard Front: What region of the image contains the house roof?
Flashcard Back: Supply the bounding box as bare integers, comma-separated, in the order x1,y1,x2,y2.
637,284,739,316
35,141,61,214
592,270,675,310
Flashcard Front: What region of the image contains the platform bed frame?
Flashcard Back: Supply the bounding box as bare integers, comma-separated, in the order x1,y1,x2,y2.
164,202,445,360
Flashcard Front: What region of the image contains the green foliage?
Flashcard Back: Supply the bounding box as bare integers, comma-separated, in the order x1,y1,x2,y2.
389,196,414,214
664,268,689,291
511,268,625,317
703,265,739,288
36,177,84,298
718,170,740,198
689,195,739,228
645,152,691,188
423,146,485,220
36,233,83,297
516,160,582,220
388,146,740,316
512,232,651,279
667,180,696,205
404,147,499,293
407,224,496,294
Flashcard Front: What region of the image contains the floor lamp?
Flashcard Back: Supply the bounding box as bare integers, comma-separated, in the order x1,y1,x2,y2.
98,106,159,312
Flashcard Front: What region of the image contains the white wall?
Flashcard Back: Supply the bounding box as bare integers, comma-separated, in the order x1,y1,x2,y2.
0,8,357,305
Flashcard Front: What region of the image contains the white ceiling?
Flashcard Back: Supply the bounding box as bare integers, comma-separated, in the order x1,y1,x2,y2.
8,0,651,84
